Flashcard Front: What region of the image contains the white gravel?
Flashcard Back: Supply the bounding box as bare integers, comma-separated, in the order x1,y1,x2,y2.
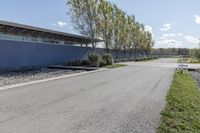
0,68,84,87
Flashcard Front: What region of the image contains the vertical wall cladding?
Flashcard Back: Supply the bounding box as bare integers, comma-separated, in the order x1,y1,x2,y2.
0,39,132,70
0,39,96,69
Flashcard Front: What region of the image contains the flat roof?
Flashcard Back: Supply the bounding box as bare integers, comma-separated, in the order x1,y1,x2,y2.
0,20,102,44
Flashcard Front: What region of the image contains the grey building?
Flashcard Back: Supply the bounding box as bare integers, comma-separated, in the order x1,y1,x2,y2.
0,20,101,46
0,20,102,70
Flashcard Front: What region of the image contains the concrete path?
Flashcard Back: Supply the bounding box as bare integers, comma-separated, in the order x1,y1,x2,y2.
0,58,176,133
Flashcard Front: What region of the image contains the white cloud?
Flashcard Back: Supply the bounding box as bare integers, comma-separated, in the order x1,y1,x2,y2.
185,35,199,44
156,31,183,48
160,22,175,31
155,39,183,48
145,25,153,36
162,33,182,38
159,37,165,40
52,21,68,27
159,33,182,41
69,26,74,30
177,33,182,36
194,15,200,24
167,43,183,48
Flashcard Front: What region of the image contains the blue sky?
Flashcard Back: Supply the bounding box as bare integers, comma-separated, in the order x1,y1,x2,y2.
0,0,200,48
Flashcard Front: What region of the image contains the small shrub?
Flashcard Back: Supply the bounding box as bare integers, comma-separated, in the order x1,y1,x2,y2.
64,60,81,66
99,59,105,67
81,60,89,66
64,60,89,66
193,49,200,61
187,58,199,63
114,58,120,63
101,53,113,66
88,53,101,67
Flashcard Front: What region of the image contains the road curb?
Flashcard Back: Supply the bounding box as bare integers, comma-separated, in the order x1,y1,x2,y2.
0,68,107,91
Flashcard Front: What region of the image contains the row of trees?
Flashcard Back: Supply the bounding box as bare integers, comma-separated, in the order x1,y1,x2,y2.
67,0,154,57
152,48,190,56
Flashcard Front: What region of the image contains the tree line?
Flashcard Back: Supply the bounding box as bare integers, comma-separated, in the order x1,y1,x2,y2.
152,48,190,56
67,0,154,58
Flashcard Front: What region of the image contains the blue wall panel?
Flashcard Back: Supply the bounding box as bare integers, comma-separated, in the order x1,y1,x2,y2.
0,39,98,70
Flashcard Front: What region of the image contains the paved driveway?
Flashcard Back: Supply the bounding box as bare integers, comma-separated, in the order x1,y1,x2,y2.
0,58,176,133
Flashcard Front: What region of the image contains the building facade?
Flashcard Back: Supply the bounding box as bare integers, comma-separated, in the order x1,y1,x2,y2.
0,20,102,70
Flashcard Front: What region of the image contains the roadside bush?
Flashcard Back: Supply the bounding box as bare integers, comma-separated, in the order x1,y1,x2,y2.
101,53,113,66
88,53,101,67
193,49,200,61
187,58,199,63
99,59,106,67
64,60,89,66
81,60,90,66
114,56,158,63
64,55,158,67
64,60,81,66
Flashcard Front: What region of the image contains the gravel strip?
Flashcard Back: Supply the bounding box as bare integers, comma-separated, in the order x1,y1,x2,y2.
0,68,85,87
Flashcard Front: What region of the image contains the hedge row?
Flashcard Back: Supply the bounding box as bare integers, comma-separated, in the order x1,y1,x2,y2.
114,56,158,63
65,53,113,67
64,53,158,67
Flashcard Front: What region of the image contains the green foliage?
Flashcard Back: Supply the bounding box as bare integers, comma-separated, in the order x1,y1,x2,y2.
158,70,200,132
67,0,154,56
114,56,158,63
64,60,89,66
193,49,200,61
64,55,158,67
177,58,200,64
88,53,101,67
67,0,99,50
98,0,114,52
101,53,113,66
187,58,200,63
65,60,81,66
152,48,191,56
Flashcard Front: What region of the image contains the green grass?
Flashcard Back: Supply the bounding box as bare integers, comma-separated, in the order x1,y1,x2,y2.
177,58,200,64
158,70,200,133
104,64,127,69
177,58,187,63
187,58,200,64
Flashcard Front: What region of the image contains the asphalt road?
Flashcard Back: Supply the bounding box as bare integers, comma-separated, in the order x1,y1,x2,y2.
0,58,176,133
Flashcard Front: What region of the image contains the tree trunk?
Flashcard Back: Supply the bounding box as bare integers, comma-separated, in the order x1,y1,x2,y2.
105,42,110,53
123,46,126,58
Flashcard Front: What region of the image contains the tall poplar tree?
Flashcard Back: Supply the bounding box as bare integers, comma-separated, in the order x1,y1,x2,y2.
67,0,99,50
98,0,113,52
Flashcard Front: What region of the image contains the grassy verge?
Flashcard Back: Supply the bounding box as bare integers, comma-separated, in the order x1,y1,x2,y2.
104,64,127,69
158,70,200,133
177,58,188,63
177,58,200,64
114,56,158,63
